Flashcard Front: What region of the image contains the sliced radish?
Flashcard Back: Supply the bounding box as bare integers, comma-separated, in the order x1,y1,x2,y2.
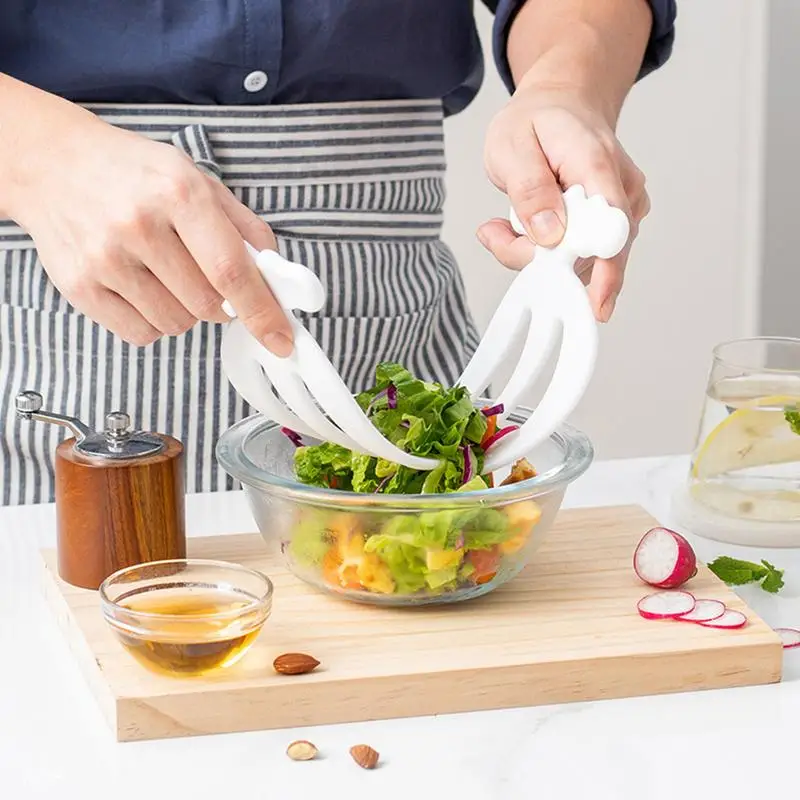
774,627,800,649
633,527,697,589
697,609,747,629
676,598,726,623
637,590,696,620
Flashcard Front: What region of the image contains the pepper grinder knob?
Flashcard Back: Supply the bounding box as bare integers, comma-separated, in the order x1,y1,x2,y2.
16,391,43,414
105,411,131,438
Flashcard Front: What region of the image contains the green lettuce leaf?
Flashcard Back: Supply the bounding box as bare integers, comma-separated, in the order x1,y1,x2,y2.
425,566,459,590
350,453,379,493
785,408,800,435
294,361,491,495
288,509,332,567
367,537,428,594
294,442,354,490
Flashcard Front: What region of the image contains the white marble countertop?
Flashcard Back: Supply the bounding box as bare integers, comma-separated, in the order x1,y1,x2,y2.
3,455,800,800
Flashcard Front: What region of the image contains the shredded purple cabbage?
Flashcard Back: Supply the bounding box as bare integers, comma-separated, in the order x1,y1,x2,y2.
366,387,388,414
280,427,303,447
367,383,397,414
482,424,519,451
461,444,476,483
482,403,505,417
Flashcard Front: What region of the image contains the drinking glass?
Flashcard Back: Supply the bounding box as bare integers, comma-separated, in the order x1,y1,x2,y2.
674,337,800,545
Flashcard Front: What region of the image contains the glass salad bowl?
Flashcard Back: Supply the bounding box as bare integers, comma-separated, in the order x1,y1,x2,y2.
216,404,593,607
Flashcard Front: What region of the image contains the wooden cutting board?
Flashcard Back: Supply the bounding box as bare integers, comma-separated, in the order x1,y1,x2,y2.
40,505,783,742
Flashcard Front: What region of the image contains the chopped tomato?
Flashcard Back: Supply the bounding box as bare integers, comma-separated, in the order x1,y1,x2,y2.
468,546,500,585
481,413,498,449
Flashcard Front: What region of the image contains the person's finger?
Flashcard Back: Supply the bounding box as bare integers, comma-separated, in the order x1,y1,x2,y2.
138,228,228,323
632,185,651,223
40,244,162,344
172,184,293,357
575,257,595,286
617,147,650,223
564,140,632,221
585,242,633,323
211,179,279,252
476,218,536,270
558,138,633,320
586,215,637,323
105,259,197,335
590,187,642,322
78,286,161,346
488,129,566,247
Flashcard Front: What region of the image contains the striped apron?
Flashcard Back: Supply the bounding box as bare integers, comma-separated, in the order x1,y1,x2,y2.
0,99,480,506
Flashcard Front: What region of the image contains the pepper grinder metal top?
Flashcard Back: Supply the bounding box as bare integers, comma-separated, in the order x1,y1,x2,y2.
15,390,186,590
15,391,164,459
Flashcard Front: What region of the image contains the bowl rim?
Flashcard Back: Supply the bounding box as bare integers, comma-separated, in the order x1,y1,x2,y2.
99,558,274,621
215,404,594,510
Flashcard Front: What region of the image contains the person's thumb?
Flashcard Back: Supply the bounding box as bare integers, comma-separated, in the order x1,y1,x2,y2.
504,141,565,247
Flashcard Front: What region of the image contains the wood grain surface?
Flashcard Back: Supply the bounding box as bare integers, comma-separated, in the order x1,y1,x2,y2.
54,435,186,590
40,505,783,742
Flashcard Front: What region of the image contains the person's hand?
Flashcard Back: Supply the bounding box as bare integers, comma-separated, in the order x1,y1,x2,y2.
478,81,650,323
6,98,292,354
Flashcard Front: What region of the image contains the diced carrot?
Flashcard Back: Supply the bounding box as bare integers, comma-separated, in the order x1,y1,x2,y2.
321,548,342,586
481,414,498,449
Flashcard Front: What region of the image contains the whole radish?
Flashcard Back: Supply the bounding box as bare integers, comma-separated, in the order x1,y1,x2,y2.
633,527,697,589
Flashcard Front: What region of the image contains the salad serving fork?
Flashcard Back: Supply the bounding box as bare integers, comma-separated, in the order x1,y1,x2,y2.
221,184,630,474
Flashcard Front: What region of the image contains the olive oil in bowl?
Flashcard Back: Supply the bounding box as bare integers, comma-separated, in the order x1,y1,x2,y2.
100,560,273,677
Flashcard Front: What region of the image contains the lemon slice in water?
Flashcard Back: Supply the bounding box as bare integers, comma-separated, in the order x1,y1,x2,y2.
691,395,800,480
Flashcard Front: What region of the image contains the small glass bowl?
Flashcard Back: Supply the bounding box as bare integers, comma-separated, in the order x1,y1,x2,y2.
99,559,273,677
216,403,593,607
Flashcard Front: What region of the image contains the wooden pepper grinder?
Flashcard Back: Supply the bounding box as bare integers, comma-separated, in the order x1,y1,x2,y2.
16,391,187,590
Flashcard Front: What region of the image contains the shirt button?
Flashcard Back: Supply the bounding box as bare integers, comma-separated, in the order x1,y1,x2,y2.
243,70,269,93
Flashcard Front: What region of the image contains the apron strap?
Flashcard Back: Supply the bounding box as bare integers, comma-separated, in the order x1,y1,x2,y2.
171,124,223,181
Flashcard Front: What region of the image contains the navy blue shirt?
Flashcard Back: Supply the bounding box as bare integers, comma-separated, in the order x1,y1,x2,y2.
0,1,677,116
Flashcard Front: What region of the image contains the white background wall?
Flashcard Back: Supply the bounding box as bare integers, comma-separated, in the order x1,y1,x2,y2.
442,0,768,459
761,0,800,337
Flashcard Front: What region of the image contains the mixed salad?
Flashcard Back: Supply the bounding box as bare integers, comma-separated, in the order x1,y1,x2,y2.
284,363,543,597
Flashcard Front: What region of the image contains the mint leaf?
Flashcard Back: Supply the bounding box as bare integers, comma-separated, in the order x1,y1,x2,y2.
706,556,765,584
785,408,800,435
707,555,785,593
760,559,785,593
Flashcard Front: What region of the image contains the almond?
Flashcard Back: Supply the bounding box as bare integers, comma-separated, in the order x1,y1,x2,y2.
273,652,320,675
349,744,379,769
286,740,318,761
